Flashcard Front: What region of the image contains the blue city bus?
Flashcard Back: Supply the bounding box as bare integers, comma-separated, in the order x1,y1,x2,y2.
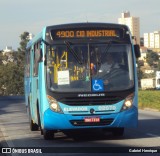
24,23,140,140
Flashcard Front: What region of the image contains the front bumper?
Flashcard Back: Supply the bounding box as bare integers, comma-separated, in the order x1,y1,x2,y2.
43,106,138,130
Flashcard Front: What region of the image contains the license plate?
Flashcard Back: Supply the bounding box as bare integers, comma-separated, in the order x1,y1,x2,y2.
84,117,100,123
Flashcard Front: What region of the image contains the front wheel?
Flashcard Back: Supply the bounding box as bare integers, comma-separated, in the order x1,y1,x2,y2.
43,130,54,140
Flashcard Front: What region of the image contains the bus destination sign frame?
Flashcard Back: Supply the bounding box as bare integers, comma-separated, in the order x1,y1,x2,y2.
51,28,121,40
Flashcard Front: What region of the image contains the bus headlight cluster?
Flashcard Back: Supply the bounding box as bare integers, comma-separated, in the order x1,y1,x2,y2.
121,93,134,111
47,95,63,113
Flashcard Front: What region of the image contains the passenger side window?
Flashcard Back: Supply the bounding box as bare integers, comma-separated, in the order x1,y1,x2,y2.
33,42,41,76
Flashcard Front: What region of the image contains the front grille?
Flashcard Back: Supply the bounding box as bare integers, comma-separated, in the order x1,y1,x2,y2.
59,96,123,106
70,118,114,126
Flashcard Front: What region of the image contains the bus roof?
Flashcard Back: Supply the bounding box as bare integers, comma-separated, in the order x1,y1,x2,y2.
46,22,129,30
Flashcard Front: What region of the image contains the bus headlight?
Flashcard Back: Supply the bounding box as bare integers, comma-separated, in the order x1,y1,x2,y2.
121,93,134,111
47,95,63,113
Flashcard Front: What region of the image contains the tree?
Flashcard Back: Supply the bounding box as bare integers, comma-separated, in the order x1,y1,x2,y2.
15,31,30,94
0,31,30,95
146,50,159,67
0,63,24,95
17,31,30,68
18,32,30,52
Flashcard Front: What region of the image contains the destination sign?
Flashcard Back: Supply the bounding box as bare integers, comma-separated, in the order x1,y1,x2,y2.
51,29,121,39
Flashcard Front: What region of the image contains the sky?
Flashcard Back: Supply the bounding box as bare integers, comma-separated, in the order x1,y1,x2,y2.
0,0,160,50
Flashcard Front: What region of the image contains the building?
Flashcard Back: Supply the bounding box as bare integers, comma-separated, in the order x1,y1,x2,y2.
139,47,148,64
118,11,140,45
144,70,154,74
2,46,13,55
141,78,156,90
3,46,12,52
140,37,144,46
144,31,160,51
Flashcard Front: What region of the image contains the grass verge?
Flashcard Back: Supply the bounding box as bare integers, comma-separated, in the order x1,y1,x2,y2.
138,90,160,111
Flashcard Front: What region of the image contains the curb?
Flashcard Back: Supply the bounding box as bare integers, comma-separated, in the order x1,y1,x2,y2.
142,108,160,112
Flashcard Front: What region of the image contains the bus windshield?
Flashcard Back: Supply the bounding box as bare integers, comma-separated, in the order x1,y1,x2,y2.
46,43,134,92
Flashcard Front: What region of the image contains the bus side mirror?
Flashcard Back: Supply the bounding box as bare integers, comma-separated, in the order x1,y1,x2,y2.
134,44,141,58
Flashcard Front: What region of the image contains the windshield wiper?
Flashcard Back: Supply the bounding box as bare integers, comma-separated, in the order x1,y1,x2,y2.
94,41,112,67
103,41,112,56
64,41,83,65
41,39,50,46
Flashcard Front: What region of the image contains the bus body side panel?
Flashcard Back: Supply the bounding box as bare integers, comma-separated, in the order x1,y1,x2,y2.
28,31,44,124
24,77,30,108
38,61,49,129
24,49,31,112
31,77,38,122
30,47,37,123
38,27,50,129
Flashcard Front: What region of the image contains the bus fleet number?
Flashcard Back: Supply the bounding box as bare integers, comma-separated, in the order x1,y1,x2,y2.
56,31,74,38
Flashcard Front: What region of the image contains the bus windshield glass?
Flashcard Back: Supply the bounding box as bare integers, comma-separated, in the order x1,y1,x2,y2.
46,43,134,92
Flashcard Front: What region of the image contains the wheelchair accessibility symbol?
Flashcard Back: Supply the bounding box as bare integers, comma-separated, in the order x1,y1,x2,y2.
92,79,104,92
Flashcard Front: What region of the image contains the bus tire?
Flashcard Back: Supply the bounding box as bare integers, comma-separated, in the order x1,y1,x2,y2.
112,128,124,137
37,103,43,135
30,119,39,131
43,130,54,140
28,104,39,131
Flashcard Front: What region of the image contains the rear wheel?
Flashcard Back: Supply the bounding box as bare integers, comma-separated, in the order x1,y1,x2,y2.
37,104,43,135
30,119,39,131
43,130,54,140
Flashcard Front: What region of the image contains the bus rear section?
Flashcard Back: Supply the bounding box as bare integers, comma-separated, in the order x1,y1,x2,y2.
26,23,140,140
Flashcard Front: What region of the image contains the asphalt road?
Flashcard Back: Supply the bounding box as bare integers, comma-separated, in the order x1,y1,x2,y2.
0,96,160,156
